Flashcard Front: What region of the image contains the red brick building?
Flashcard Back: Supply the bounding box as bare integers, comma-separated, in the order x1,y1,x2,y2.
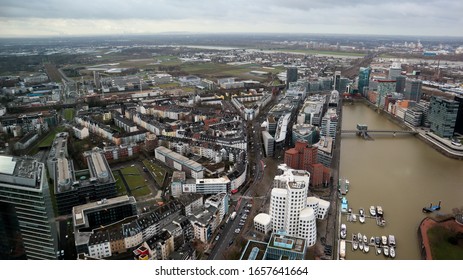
284,140,330,187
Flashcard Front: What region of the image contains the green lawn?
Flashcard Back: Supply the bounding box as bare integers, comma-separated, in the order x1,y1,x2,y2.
428,225,463,259
156,82,181,89
143,159,166,186
113,173,127,196
38,126,67,148
63,108,75,122
119,166,151,197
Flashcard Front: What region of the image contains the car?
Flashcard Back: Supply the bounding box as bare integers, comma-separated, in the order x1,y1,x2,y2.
235,228,241,234
215,235,220,241
244,209,250,213
228,240,234,246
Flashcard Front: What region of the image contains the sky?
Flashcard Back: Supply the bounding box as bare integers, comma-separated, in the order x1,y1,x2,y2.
0,0,462,38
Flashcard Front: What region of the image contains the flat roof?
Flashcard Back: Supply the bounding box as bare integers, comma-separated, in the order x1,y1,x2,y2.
156,146,204,172
0,155,16,175
269,233,306,253
73,195,135,227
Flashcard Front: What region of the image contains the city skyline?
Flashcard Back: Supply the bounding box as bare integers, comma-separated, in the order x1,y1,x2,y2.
1,0,463,38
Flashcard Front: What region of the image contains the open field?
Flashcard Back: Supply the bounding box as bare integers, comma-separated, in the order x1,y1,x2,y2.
120,166,151,197
113,172,127,196
64,108,75,122
428,225,463,260
143,159,167,187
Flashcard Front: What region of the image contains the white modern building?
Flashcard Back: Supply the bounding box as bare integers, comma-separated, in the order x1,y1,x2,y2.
254,213,272,234
306,196,330,220
320,108,338,139
269,164,317,247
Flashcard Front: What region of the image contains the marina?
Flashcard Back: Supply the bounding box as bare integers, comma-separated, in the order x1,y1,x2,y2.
337,178,397,259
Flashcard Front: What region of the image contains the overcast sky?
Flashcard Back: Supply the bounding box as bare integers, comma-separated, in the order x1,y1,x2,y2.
1,0,462,37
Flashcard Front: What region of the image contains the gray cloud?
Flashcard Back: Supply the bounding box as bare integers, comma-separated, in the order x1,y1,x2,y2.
0,0,462,37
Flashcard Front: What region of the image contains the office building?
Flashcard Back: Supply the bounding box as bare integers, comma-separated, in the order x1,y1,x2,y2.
453,95,463,135
388,63,402,80
429,96,459,138
333,71,341,92
155,146,204,179
320,108,338,139
284,140,330,187
395,75,406,93
240,231,307,260
262,130,275,157
286,67,298,89
404,78,423,102
269,165,316,247
358,67,371,95
0,156,58,259
55,148,117,215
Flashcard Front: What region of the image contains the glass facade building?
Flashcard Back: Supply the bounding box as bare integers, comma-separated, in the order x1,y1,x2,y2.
0,156,58,259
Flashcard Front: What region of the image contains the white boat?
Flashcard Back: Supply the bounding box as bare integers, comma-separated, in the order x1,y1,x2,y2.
370,237,375,245
340,240,346,259
390,246,396,258
363,235,368,244
364,244,370,253
381,236,388,246
376,247,382,255
359,242,364,251
340,224,347,239
369,206,376,216
351,214,357,222
388,235,396,247
357,233,362,242
353,241,358,251
376,206,384,216
359,214,366,224
383,246,389,257
359,208,365,216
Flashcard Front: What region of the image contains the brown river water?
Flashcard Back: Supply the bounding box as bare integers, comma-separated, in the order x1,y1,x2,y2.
339,103,463,260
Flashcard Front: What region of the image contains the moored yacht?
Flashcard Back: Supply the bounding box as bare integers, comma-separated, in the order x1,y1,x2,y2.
369,206,376,216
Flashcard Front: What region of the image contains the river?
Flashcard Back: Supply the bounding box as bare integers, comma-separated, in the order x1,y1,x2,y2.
339,103,463,260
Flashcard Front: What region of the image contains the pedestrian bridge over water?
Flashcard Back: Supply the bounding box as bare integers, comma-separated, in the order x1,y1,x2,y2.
341,124,418,139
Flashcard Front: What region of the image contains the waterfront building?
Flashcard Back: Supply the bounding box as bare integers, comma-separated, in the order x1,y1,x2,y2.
284,140,328,187
404,107,423,127
429,96,459,138
358,67,371,96
395,75,406,93
320,108,338,139
292,123,318,146
0,156,58,259
415,100,431,127
376,80,396,108
454,95,463,135
270,165,316,246
254,213,272,234
313,136,333,168
306,197,330,220
404,78,423,102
